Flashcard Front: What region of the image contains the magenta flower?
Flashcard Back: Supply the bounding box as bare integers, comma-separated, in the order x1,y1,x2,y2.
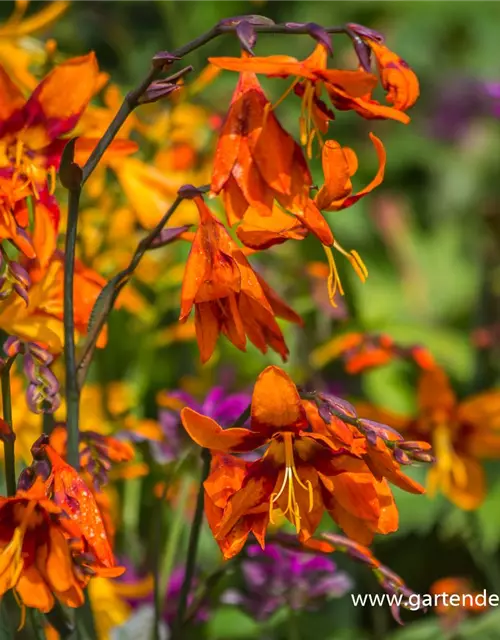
222,543,352,620
154,386,251,463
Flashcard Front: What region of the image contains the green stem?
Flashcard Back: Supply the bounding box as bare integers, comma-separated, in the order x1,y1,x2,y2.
287,606,301,640
64,188,82,470
171,449,211,639
1,358,16,496
44,601,76,639
160,476,192,605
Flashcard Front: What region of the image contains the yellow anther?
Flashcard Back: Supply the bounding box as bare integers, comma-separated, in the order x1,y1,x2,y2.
322,241,369,309
269,434,314,532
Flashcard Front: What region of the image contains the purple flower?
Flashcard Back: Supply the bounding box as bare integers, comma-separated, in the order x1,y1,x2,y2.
222,543,352,620
153,386,251,463
429,77,500,141
116,563,207,628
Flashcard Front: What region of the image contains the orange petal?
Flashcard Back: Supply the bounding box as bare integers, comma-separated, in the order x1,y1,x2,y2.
315,69,378,97
251,366,306,433
29,52,99,127
440,456,486,511
209,55,316,79
368,41,420,110
74,137,139,165
16,565,54,613
222,176,249,226
0,63,25,120
194,302,221,363
335,133,386,209
236,206,308,250
180,407,266,452
215,460,277,540
418,366,456,418
315,140,353,211
294,200,334,246
250,108,294,195
255,272,303,326
45,527,75,592
327,84,411,124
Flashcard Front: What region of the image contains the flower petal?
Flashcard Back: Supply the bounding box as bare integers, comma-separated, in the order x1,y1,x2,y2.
181,407,266,452
251,366,307,433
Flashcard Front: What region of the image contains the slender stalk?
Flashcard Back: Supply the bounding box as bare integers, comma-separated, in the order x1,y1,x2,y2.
64,187,82,470
160,476,192,608
1,358,16,496
75,194,186,388
171,449,211,639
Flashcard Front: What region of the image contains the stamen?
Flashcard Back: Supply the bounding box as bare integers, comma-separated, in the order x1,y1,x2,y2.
323,244,343,305
269,434,314,531
271,78,300,111
15,139,23,169
12,589,26,631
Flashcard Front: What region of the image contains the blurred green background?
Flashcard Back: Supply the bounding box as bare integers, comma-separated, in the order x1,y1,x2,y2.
11,1,500,638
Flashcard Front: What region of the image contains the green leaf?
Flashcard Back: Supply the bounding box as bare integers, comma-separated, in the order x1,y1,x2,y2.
208,607,260,639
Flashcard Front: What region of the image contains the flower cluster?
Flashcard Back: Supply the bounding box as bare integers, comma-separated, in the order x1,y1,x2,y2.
0,5,441,637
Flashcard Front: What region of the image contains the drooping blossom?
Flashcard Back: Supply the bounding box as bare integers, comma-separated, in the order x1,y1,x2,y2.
179,196,302,362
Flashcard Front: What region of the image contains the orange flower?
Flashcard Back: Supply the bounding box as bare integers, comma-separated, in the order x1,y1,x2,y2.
210,45,378,156
32,438,123,572
431,577,488,616
314,133,386,212
0,174,35,258
179,197,302,363
0,54,99,195
0,473,121,617
0,199,107,352
360,365,500,510
361,37,420,112
208,66,332,245
181,366,423,558
0,480,85,613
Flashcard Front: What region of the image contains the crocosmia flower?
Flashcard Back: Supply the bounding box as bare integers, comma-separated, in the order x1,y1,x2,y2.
179,196,302,362
362,365,500,510
181,366,425,558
